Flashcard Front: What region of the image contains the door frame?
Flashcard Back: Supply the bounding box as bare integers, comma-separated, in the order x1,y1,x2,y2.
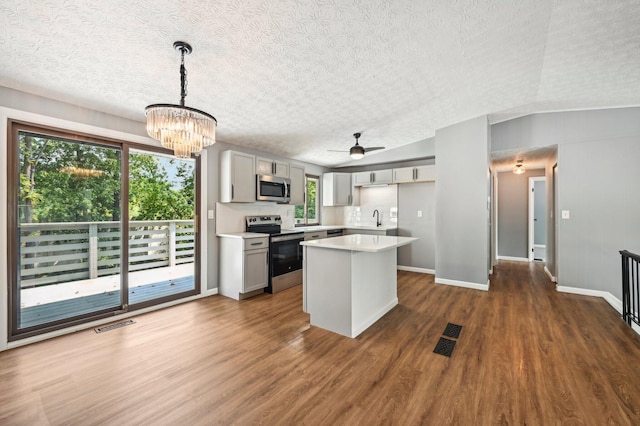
6,119,201,341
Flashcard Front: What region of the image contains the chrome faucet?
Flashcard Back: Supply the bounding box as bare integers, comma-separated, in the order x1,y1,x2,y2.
373,209,381,227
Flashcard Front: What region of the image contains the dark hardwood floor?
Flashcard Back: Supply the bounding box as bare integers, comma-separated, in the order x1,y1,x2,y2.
2,261,640,425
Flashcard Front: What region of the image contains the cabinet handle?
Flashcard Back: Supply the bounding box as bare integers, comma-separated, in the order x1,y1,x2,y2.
231,184,234,200
371,172,374,183
250,242,263,246
272,162,275,174
413,168,416,181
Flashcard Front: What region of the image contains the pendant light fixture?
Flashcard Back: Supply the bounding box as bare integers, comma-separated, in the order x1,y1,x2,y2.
145,41,217,158
513,160,526,174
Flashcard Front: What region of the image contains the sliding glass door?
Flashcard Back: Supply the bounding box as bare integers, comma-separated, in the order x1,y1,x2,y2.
8,122,200,340
127,150,196,307
9,126,124,336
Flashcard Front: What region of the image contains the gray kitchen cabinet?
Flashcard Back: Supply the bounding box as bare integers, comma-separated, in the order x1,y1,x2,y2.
289,163,305,205
220,150,256,202
219,235,269,299
257,157,289,178
343,228,398,236
304,230,327,240
322,172,353,206
393,165,436,183
353,169,393,186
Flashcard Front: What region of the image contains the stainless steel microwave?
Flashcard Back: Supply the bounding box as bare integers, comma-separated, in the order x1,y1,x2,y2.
256,175,291,203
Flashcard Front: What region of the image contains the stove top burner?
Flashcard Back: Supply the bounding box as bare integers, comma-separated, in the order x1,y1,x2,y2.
245,215,282,235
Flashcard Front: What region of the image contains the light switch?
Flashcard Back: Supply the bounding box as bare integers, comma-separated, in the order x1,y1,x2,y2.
417,210,423,218
561,210,570,219
207,209,214,219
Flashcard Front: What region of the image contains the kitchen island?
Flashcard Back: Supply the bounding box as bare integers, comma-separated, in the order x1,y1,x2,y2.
301,234,417,338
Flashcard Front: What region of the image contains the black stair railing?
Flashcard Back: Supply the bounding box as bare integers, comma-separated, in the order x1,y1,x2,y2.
620,250,640,328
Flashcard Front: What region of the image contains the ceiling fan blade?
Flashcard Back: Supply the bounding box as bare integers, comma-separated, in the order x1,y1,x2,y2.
327,149,349,152
364,147,385,152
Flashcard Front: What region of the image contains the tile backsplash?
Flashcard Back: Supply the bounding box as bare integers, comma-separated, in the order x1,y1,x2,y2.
325,185,398,227
215,202,295,234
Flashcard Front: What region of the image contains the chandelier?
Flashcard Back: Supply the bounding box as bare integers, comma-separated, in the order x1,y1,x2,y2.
145,41,216,158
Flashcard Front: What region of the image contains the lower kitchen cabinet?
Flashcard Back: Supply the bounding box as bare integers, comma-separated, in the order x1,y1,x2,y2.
219,235,269,300
343,228,398,236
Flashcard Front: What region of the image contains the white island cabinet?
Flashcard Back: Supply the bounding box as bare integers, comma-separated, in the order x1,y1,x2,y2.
301,234,417,338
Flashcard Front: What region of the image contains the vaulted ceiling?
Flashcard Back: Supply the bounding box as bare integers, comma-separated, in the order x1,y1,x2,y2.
1,1,639,166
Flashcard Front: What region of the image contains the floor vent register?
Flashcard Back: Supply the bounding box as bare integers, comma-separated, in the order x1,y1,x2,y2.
95,319,136,333
433,322,463,357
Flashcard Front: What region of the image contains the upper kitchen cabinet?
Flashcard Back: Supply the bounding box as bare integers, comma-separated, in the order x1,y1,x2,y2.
393,165,436,184
289,163,305,205
256,157,289,178
323,172,353,206
220,150,256,203
353,169,393,186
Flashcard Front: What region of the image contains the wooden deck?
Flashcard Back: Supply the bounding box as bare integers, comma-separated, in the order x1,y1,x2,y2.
18,264,194,328
2,261,640,425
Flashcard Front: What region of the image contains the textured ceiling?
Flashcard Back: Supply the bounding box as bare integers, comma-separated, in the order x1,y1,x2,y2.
1,1,639,166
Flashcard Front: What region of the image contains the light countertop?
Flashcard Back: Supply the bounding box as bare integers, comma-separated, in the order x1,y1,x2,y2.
300,234,417,253
283,225,398,232
217,232,269,239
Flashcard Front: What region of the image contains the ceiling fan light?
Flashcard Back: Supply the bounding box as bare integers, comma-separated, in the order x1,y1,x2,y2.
350,145,365,160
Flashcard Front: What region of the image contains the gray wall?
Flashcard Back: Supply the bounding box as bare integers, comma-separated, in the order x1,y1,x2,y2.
334,137,435,168
397,182,435,270
0,86,147,137
492,107,640,298
497,169,544,259
558,137,640,298
435,115,490,286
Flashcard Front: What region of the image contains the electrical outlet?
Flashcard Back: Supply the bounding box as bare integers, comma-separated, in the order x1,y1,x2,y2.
417,210,423,218
207,209,214,219
561,210,570,219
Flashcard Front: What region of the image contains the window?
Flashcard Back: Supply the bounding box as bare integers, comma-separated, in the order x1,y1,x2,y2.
295,175,319,225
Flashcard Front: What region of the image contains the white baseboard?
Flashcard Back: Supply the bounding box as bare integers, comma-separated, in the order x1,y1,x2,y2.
497,256,529,262
556,285,640,336
544,266,556,283
397,265,435,274
435,277,490,292
556,285,622,312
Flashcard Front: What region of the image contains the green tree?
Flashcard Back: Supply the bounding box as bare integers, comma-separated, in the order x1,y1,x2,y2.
18,132,195,224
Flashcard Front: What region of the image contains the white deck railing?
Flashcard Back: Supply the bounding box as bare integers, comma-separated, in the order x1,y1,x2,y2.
20,220,195,288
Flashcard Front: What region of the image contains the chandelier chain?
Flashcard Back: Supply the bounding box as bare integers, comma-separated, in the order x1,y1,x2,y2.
180,49,188,107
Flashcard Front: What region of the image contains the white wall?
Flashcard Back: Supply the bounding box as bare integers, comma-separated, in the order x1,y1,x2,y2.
435,115,490,289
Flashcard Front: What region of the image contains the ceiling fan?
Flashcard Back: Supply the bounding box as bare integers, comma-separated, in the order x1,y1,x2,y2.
328,133,385,160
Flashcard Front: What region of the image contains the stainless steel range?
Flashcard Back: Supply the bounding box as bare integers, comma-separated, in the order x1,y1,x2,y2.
245,215,304,293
